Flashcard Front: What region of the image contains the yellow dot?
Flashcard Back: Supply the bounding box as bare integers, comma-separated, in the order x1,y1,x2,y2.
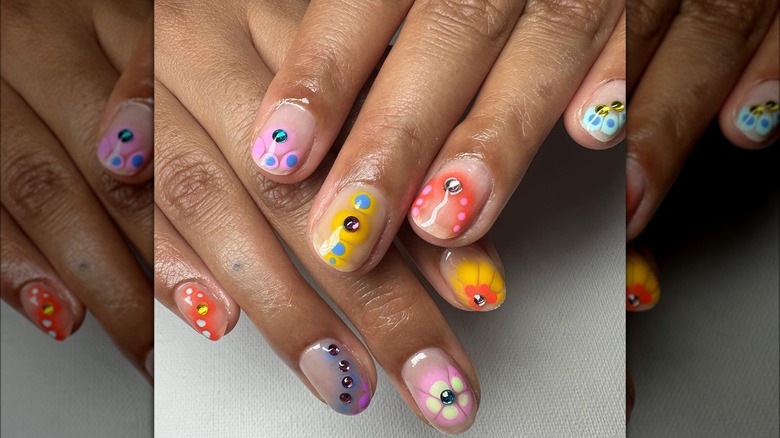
767,101,779,112
196,303,208,316
42,303,54,316
611,101,625,112
595,104,610,117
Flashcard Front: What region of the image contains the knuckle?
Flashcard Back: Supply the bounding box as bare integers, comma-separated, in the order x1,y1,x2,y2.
679,0,766,40
97,176,153,224
627,0,671,42
289,37,354,96
357,110,429,170
0,150,73,223
156,153,230,226
525,0,612,39
344,277,421,337
421,0,516,44
251,170,318,221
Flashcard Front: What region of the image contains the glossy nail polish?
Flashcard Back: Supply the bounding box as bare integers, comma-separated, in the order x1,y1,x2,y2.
402,348,477,435
440,245,506,311
174,282,227,341
252,102,315,175
626,248,660,312
312,187,386,272
626,158,646,226
580,80,626,143
20,282,74,341
97,99,152,176
410,160,491,240
299,338,372,415
735,80,780,143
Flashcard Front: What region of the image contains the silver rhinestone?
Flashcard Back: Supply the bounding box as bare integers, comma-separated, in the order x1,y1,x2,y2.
628,294,640,307
473,294,486,307
444,177,463,195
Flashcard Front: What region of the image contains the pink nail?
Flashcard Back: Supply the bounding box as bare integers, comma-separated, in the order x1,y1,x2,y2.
174,282,228,341
299,338,372,415
19,282,74,341
402,348,477,434
252,103,315,175
97,99,152,176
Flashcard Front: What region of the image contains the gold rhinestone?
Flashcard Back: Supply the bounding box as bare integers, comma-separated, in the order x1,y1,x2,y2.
611,101,625,112
595,104,610,117
196,303,209,316
766,101,779,111
42,303,54,316
750,104,765,116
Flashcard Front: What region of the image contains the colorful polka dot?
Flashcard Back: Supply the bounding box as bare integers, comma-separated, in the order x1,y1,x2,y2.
131,155,144,168
285,154,298,167
457,212,467,221
354,194,371,209
422,185,433,195
460,198,468,206
332,242,346,256
453,225,461,233
411,207,420,217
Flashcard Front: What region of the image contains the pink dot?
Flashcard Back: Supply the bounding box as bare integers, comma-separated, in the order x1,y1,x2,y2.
411,207,420,217
415,198,424,206
421,185,433,195
453,225,462,233
457,212,467,221
460,198,469,206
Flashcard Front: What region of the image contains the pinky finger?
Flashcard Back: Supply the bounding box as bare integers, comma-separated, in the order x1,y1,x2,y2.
0,206,85,340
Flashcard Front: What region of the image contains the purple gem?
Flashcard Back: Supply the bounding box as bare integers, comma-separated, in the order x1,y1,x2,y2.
338,360,350,372
342,376,353,388
339,393,352,403
327,344,339,356
343,216,360,232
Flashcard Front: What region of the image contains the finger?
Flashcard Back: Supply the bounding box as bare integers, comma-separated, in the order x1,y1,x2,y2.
248,0,413,179
626,245,660,312
154,79,376,415
1,81,153,377
719,14,780,149
399,225,507,312
565,10,627,149
409,0,623,246
625,0,680,90
154,205,239,341
96,16,154,182
626,0,778,240
1,206,85,340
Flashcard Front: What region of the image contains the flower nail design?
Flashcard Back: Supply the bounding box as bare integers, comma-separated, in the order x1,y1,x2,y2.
97,99,152,176
20,282,74,341
252,103,315,175
299,339,372,415
419,368,472,422
736,101,779,142
174,282,227,340
582,100,626,141
626,248,660,312
441,246,506,311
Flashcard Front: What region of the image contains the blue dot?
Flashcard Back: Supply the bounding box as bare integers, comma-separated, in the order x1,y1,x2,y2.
587,114,595,123
742,114,750,122
747,117,755,126
265,156,276,166
591,116,602,126
111,157,122,166
606,119,615,128
354,194,371,209
329,258,336,265
760,119,769,128
131,155,144,168
331,242,346,256
286,155,298,167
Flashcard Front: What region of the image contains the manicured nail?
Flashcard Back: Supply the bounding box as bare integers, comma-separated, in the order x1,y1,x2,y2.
299,338,372,415
19,282,74,341
174,282,227,341
97,99,152,176
626,158,646,226
312,187,386,272
402,348,477,435
252,102,315,175
626,248,660,312
581,80,626,143
735,80,779,143
410,160,491,240
145,349,154,378
440,245,506,311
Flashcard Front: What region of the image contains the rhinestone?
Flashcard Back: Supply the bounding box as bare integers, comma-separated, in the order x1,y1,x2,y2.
342,376,354,388
339,360,350,372
343,216,360,232
42,303,54,316
628,294,640,307
444,177,463,195
327,344,340,356
750,105,765,116
595,104,610,117
610,101,625,112
118,129,134,143
339,393,352,403
196,303,209,316
473,294,486,307
440,389,455,405
767,101,779,111
272,129,288,143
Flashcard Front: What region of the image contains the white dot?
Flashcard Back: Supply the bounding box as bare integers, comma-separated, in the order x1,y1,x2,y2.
186,288,193,295
197,293,203,298
196,319,206,328
42,293,49,298
42,320,52,328
32,288,39,295
202,331,211,339
48,331,57,338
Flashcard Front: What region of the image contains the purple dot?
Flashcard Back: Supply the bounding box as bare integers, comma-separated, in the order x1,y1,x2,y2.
358,393,371,409
339,393,352,403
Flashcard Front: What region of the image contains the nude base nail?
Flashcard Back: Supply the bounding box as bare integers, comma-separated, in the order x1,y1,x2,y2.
299,338,371,415
19,282,74,341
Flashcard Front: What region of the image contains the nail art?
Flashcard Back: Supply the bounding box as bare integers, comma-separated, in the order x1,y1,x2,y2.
626,249,660,312
20,282,74,341
735,81,780,142
97,99,152,176
411,161,491,240
440,245,506,311
312,188,386,272
581,80,626,143
402,348,476,435
174,282,227,341
299,339,371,415
252,103,315,175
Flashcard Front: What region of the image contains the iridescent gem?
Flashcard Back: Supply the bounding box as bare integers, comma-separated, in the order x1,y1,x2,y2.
343,216,360,232
272,129,288,143
440,389,455,405
196,303,208,316
342,376,353,388
628,294,640,307
595,104,610,117
767,101,779,112
42,303,54,316
339,360,350,372
611,101,625,112
750,105,766,116
339,393,352,403
473,294,486,307
444,177,463,195
118,129,133,143
327,344,340,356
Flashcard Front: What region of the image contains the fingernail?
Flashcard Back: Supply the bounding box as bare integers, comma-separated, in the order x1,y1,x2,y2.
252,102,315,175
145,349,154,378
735,80,780,143
581,80,627,143
402,348,477,435
440,245,506,311
626,248,660,312
97,99,152,176
19,282,74,341
626,158,646,226
174,282,228,341
312,187,386,272
410,160,491,240
299,338,372,415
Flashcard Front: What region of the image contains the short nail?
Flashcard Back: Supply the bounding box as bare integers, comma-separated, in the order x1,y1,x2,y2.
174,282,227,341
735,80,780,143
440,245,506,311
312,187,386,272
252,102,315,175
626,248,660,312
145,349,154,378
299,338,372,415
97,99,152,176
626,158,646,226
19,282,74,341
410,160,491,240
581,80,627,143
402,348,477,435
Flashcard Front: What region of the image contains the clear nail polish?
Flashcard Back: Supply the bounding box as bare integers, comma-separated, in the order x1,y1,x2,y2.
252,102,315,175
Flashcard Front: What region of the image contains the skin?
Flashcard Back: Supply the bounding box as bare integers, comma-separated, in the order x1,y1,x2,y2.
0,0,153,379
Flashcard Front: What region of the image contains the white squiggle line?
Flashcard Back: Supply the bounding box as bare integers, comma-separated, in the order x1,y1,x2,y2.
420,192,449,228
